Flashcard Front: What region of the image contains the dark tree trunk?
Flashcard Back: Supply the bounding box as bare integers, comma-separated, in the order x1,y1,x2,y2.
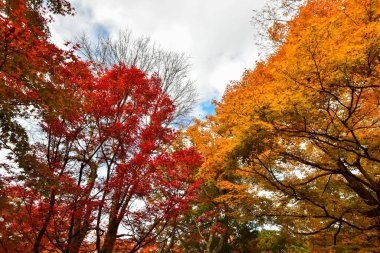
33,192,56,253
100,218,120,253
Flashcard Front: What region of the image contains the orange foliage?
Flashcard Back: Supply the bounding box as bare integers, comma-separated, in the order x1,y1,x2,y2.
188,0,380,250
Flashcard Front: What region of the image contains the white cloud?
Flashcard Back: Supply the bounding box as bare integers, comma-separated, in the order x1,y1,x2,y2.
50,0,266,117
151,25,193,53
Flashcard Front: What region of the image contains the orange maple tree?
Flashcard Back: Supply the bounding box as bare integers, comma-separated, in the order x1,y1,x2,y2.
188,0,380,250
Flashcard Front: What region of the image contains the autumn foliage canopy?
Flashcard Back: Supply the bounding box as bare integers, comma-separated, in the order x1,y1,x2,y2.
187,0,380,251
0,0,380,252
0,1,201,252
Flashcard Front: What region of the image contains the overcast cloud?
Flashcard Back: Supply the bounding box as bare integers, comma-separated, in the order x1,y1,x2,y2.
50,0,266,118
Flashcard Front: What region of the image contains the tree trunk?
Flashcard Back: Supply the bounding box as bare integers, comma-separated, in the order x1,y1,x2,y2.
205,232,214,253
33,191,56,253
100,218,120,253
65,227,87,253
66,163,98,253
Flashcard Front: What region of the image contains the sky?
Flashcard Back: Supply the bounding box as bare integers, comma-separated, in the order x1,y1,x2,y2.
50,0,266,118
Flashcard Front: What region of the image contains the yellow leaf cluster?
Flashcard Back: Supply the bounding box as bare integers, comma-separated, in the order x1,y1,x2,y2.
187,0,380,248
